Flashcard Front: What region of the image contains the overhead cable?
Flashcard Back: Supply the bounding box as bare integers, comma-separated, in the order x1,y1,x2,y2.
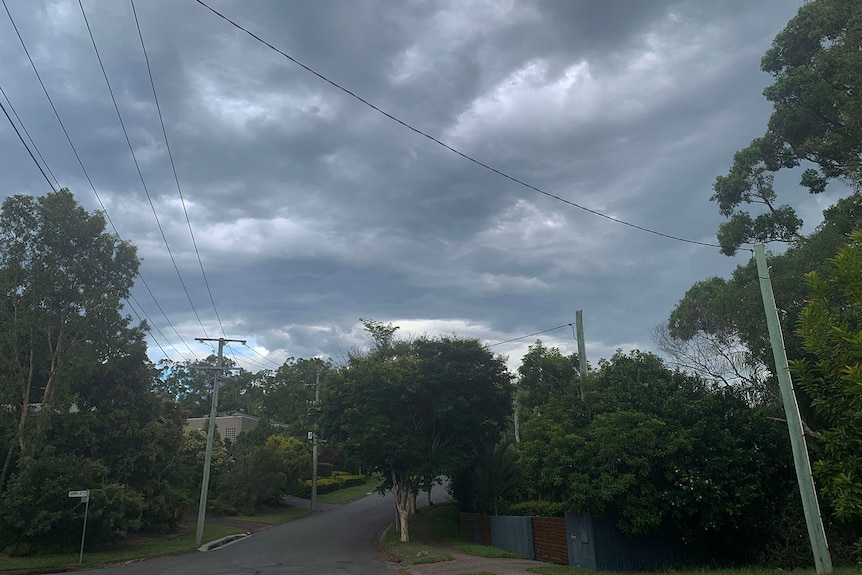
78,0,211,339
489,323,573,347
194,0,721,249
2,0,200,361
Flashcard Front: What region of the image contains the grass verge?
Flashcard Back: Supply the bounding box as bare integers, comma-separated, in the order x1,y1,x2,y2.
529,567,861,575
430,503,526,559
0,524,243,571
231,506,312,524
317,477,382,505
383,520,452,565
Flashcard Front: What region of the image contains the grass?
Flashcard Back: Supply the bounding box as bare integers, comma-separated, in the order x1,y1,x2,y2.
383,517,452,565
430,503,526,559
316,476,382,505
381,503,527,565
0,479,374,571
0,523,243,571
231,506,312,524
529,568,862,575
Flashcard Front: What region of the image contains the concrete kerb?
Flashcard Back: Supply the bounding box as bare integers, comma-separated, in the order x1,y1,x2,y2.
198,532,251,552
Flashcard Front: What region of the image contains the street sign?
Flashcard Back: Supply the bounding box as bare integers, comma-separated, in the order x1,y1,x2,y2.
68,488,91,564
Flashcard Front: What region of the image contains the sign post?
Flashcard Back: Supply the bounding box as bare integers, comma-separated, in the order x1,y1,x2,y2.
68,490,90,565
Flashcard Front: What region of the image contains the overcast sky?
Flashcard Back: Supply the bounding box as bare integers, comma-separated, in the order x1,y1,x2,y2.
1,0,835,374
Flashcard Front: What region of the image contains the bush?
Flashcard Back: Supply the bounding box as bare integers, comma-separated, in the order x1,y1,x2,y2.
508,500,567,517
0,454,144,553
317,462,334,478
296,473,366,497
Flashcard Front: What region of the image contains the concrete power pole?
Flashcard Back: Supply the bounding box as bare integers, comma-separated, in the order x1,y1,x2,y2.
311,371,320,511
754,244,832,574
193,337,246,547
575,310,587,401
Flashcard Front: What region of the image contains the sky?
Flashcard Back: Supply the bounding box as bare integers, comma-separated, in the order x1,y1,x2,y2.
0,0,839,375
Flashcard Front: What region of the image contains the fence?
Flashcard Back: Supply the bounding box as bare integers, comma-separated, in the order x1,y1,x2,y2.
460,511,689,571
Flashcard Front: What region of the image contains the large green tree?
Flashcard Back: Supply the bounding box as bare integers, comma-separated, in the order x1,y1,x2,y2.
0,189,138,489
321,322,512,542
712,0,861,255
517,350,796,564
792,230,862,556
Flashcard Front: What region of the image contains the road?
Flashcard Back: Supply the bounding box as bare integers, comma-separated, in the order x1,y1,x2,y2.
85,490,405,575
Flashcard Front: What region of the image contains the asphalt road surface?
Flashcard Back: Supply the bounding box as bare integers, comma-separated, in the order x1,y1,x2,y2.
84,490,407,575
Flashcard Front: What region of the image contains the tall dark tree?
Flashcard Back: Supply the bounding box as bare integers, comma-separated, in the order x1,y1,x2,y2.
792,230,862,557
321,323,512,542
0,190,138,489
517,350,796,564
712,0,861,255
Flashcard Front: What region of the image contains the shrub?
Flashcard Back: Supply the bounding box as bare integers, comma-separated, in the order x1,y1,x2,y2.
0,454,144,553
507,500,567,517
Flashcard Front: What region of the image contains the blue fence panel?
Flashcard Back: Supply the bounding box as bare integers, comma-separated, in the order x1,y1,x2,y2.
565,512,597,570
490,515,534,559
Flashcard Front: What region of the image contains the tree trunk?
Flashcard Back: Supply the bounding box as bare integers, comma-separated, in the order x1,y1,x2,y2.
0,439,16,493
392,470,412,543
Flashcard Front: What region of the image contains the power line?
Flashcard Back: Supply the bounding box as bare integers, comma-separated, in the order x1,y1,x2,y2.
489,323,573,347
126,295,177,362
0,97,55,192
225,343,278,372
194,0,721,250
130,0,227,338
2,0,200,361
78,0,212,339
0,84,59,189
238,344,282,369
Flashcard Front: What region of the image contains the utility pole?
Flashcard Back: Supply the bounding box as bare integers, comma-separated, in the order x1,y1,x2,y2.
754,245,832,574
575,310,587,398
193,337,246,547
311,371,320,511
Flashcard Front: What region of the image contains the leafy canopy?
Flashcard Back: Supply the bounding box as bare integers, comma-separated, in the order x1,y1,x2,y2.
712,0,862,255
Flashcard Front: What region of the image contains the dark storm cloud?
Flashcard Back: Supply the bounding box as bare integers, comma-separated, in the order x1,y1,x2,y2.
0,0,811,371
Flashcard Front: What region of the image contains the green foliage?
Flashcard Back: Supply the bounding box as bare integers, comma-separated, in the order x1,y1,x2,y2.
451,441,521,515
296,474,367,497
516,341,583,414
0,189,139,474
668,193,862,415
711,0,862,255
507,500,567,518
316,462,334,478
792,230,862,558
0,453,144,553
217,433,307,512
516,349,797,564
0,189,191,546
321,327,513,541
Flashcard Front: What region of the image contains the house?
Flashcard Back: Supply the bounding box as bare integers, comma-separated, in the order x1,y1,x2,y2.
184,412,263,442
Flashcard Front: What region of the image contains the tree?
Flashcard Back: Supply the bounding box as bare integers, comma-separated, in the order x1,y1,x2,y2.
668,193,862,426
516,350,797,563
516,340,584,415
257,356,332,433
792,230,862,556
218,432,307,512
320,324,512,542
0,189,138,489
712,0,861,255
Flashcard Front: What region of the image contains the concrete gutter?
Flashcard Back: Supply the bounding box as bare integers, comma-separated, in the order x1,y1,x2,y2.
198,532,250,552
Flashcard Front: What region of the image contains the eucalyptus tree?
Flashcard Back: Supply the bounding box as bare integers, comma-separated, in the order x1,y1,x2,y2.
0,189,138,488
